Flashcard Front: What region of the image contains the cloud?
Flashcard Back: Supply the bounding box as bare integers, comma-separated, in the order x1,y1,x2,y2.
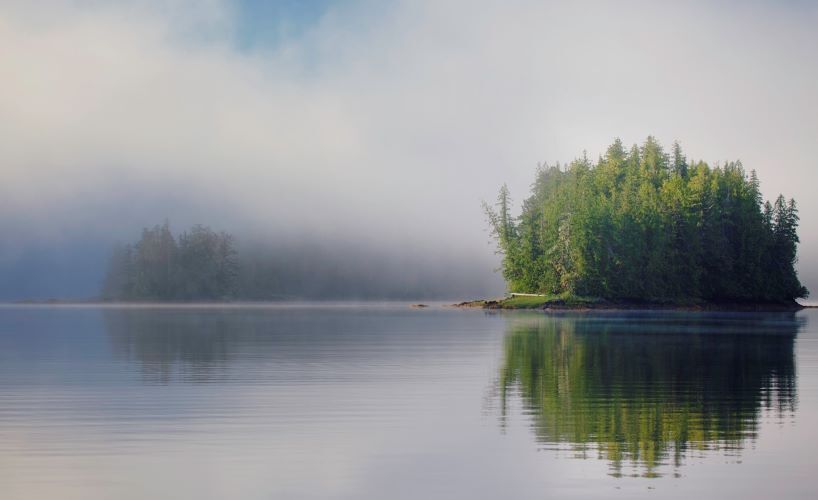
1,0,817,295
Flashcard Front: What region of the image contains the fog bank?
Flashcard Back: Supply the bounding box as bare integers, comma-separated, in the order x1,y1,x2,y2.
2,0,817,299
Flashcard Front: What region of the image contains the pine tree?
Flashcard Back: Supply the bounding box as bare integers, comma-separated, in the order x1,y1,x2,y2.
487,137,807,303
672,141,688,178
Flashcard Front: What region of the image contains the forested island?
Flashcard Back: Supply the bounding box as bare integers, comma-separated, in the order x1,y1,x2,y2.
102,223,238,301
480,137,808,310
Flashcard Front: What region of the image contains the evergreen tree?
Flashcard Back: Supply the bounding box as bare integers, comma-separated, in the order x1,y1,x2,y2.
487,137,807,303
102,222,237,301
672,141,688,178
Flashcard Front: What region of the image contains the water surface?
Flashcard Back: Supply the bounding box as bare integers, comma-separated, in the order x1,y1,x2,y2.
0,305,816,499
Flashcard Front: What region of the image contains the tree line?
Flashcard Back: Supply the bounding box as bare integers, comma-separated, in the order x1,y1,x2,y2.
486,137,808,303
102,222,238,301
101,222,496,301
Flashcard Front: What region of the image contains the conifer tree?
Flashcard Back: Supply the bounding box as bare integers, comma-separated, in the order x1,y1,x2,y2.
487,137,807,303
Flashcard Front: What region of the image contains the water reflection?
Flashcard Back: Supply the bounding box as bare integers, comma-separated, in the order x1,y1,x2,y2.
497,312,800,477
102,306,473,384
104,309,240,383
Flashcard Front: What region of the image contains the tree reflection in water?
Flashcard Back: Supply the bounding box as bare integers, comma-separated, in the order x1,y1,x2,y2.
104,308,246,384
497,312,799,477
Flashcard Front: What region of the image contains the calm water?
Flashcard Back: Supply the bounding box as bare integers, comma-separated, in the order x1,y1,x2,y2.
1,305,817,499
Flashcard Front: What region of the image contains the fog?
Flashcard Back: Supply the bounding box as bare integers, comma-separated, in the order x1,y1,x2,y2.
1,0,817,300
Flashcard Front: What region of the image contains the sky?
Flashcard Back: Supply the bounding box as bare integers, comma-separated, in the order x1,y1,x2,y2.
1,0,817,300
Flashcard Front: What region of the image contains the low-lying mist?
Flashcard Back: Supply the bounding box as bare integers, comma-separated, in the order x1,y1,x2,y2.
235,238,503,300
0,221,504,302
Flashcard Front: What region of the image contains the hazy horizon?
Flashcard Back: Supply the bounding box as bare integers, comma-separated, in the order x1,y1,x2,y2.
2,0,817,300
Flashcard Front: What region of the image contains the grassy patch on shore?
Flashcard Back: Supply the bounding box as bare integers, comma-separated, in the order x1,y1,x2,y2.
500,294,600,309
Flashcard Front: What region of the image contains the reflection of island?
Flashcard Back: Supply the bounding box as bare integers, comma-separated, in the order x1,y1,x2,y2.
104,309,241,383
103,306,449,384
498,313,799,477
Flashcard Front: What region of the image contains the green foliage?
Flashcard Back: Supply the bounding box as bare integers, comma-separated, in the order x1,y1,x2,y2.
102,221,237,301
486,138,808,303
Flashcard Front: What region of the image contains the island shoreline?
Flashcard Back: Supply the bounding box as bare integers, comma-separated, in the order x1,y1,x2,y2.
453,298,809,312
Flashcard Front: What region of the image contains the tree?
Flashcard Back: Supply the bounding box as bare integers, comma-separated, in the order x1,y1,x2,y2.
102,222,237,301
176,225,238,300
487,137,807,303
132,221,177,300
672,141,688,178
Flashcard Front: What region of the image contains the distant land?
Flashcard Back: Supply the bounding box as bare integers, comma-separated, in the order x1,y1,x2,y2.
92,222,498,303
31,136,807,312
479,137,808,310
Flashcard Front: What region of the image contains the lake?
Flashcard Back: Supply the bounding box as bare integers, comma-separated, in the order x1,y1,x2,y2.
1,304,817,499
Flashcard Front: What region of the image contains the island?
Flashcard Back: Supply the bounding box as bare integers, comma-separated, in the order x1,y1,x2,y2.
471,137,808,311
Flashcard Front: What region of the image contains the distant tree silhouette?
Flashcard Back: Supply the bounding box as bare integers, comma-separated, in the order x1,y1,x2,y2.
102,222,237,301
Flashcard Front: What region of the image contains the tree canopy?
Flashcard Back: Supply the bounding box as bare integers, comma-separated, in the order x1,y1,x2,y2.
102,222,238,301
486,137,808,303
